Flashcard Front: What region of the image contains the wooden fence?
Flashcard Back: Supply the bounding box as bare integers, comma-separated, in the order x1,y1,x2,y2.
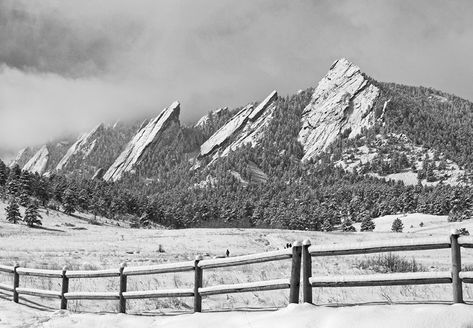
0,241,302,313
0,230,472,313
301,230,473,304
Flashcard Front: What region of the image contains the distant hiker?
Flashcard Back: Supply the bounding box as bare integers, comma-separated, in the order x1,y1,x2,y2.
226,249,230,257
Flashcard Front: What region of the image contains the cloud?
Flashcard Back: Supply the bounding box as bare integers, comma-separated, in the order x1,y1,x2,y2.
0,0,472,154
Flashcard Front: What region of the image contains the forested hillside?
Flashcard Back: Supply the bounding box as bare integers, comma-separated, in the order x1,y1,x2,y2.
3,60,473,231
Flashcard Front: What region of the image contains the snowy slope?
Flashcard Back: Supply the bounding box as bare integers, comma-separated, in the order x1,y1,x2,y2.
354,213,473,234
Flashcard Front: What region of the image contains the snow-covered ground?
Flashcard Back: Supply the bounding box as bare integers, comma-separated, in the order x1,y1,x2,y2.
353,213,473,234
1,202,472,314
1,300,472,328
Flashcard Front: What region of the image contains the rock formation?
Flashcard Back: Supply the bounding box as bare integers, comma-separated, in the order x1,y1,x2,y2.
9,147,35,168
23,145,49,174
92,167,104,180
199,90,278,163
103,101,181,182
56,123,104,171
298,58,380,162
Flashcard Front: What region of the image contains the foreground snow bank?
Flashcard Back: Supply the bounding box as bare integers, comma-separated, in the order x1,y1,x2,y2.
1,301,472,328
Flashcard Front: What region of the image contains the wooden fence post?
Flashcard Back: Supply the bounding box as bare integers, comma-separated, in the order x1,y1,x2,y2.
13,263,19,303
194,255,203,313
289,241,302,304
60,266,69,310
119,262,127,313
450,229,463,303
302,239,312,304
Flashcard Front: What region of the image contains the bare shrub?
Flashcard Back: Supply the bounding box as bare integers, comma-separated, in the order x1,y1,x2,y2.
358,253,426,273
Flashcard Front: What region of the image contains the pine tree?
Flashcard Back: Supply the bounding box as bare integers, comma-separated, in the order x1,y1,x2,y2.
0,160,7,186
19,171,31,196
77,188,90,211
6,179,19,198
360,217,376,232
24,201,42,227
62,188,76,215
342,218,356,232
321,218,333,232
391,218,404,232
5,199,21,224
19,191,30,207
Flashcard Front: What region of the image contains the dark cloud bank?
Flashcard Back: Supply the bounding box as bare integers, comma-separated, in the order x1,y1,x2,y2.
0,0,472,158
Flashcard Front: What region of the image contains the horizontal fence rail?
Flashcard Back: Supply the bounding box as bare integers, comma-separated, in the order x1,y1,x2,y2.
309,271,453,288
307,237,451,257
1,231,472,314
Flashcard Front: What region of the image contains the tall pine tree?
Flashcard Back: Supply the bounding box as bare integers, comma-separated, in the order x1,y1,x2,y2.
24,201,42,227
62,188,76,215
5,199,21,224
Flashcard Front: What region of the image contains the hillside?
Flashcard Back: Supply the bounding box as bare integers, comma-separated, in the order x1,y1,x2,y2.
2,58,473,231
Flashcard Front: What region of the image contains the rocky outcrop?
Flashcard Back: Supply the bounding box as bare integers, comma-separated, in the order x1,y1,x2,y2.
194,107,228,129
199,90,278,163
298,58,380,162
103,101,181,182
56,123,104,171
9,147,35,168
92,167,104,180
23,145,49,174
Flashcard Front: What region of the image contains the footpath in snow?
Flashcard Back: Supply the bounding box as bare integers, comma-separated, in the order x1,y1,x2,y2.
1,301,473,327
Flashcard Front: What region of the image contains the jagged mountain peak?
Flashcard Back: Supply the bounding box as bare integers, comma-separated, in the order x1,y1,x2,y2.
298,58,380,162
103,101,181,182
23,145,50,174
198,90,278,163
55,123,105,172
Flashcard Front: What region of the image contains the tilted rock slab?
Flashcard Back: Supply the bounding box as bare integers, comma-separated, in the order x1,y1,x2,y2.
23,145,49,174
9,147,34,168
298,58,380,162
103,101,180,182
55,123,105,171
199,90,278,162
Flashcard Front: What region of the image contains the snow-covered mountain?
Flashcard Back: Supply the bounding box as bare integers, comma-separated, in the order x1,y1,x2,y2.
298,58,381,162
8,57,473,187
22,145,50,174
103,101,181,182
9,147,36,169
56,123,105,172
198,90,278,165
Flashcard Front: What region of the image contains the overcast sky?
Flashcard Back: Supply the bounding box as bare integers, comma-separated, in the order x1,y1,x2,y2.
0,0,472,158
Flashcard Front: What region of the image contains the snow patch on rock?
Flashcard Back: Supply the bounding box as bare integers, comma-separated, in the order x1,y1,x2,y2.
298,58,380,162
23,145,49,174
103,101,180,182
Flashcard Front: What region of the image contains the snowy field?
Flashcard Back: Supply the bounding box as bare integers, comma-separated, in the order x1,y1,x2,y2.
0,201,473,323
353,212,473,234
1,301,473,328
